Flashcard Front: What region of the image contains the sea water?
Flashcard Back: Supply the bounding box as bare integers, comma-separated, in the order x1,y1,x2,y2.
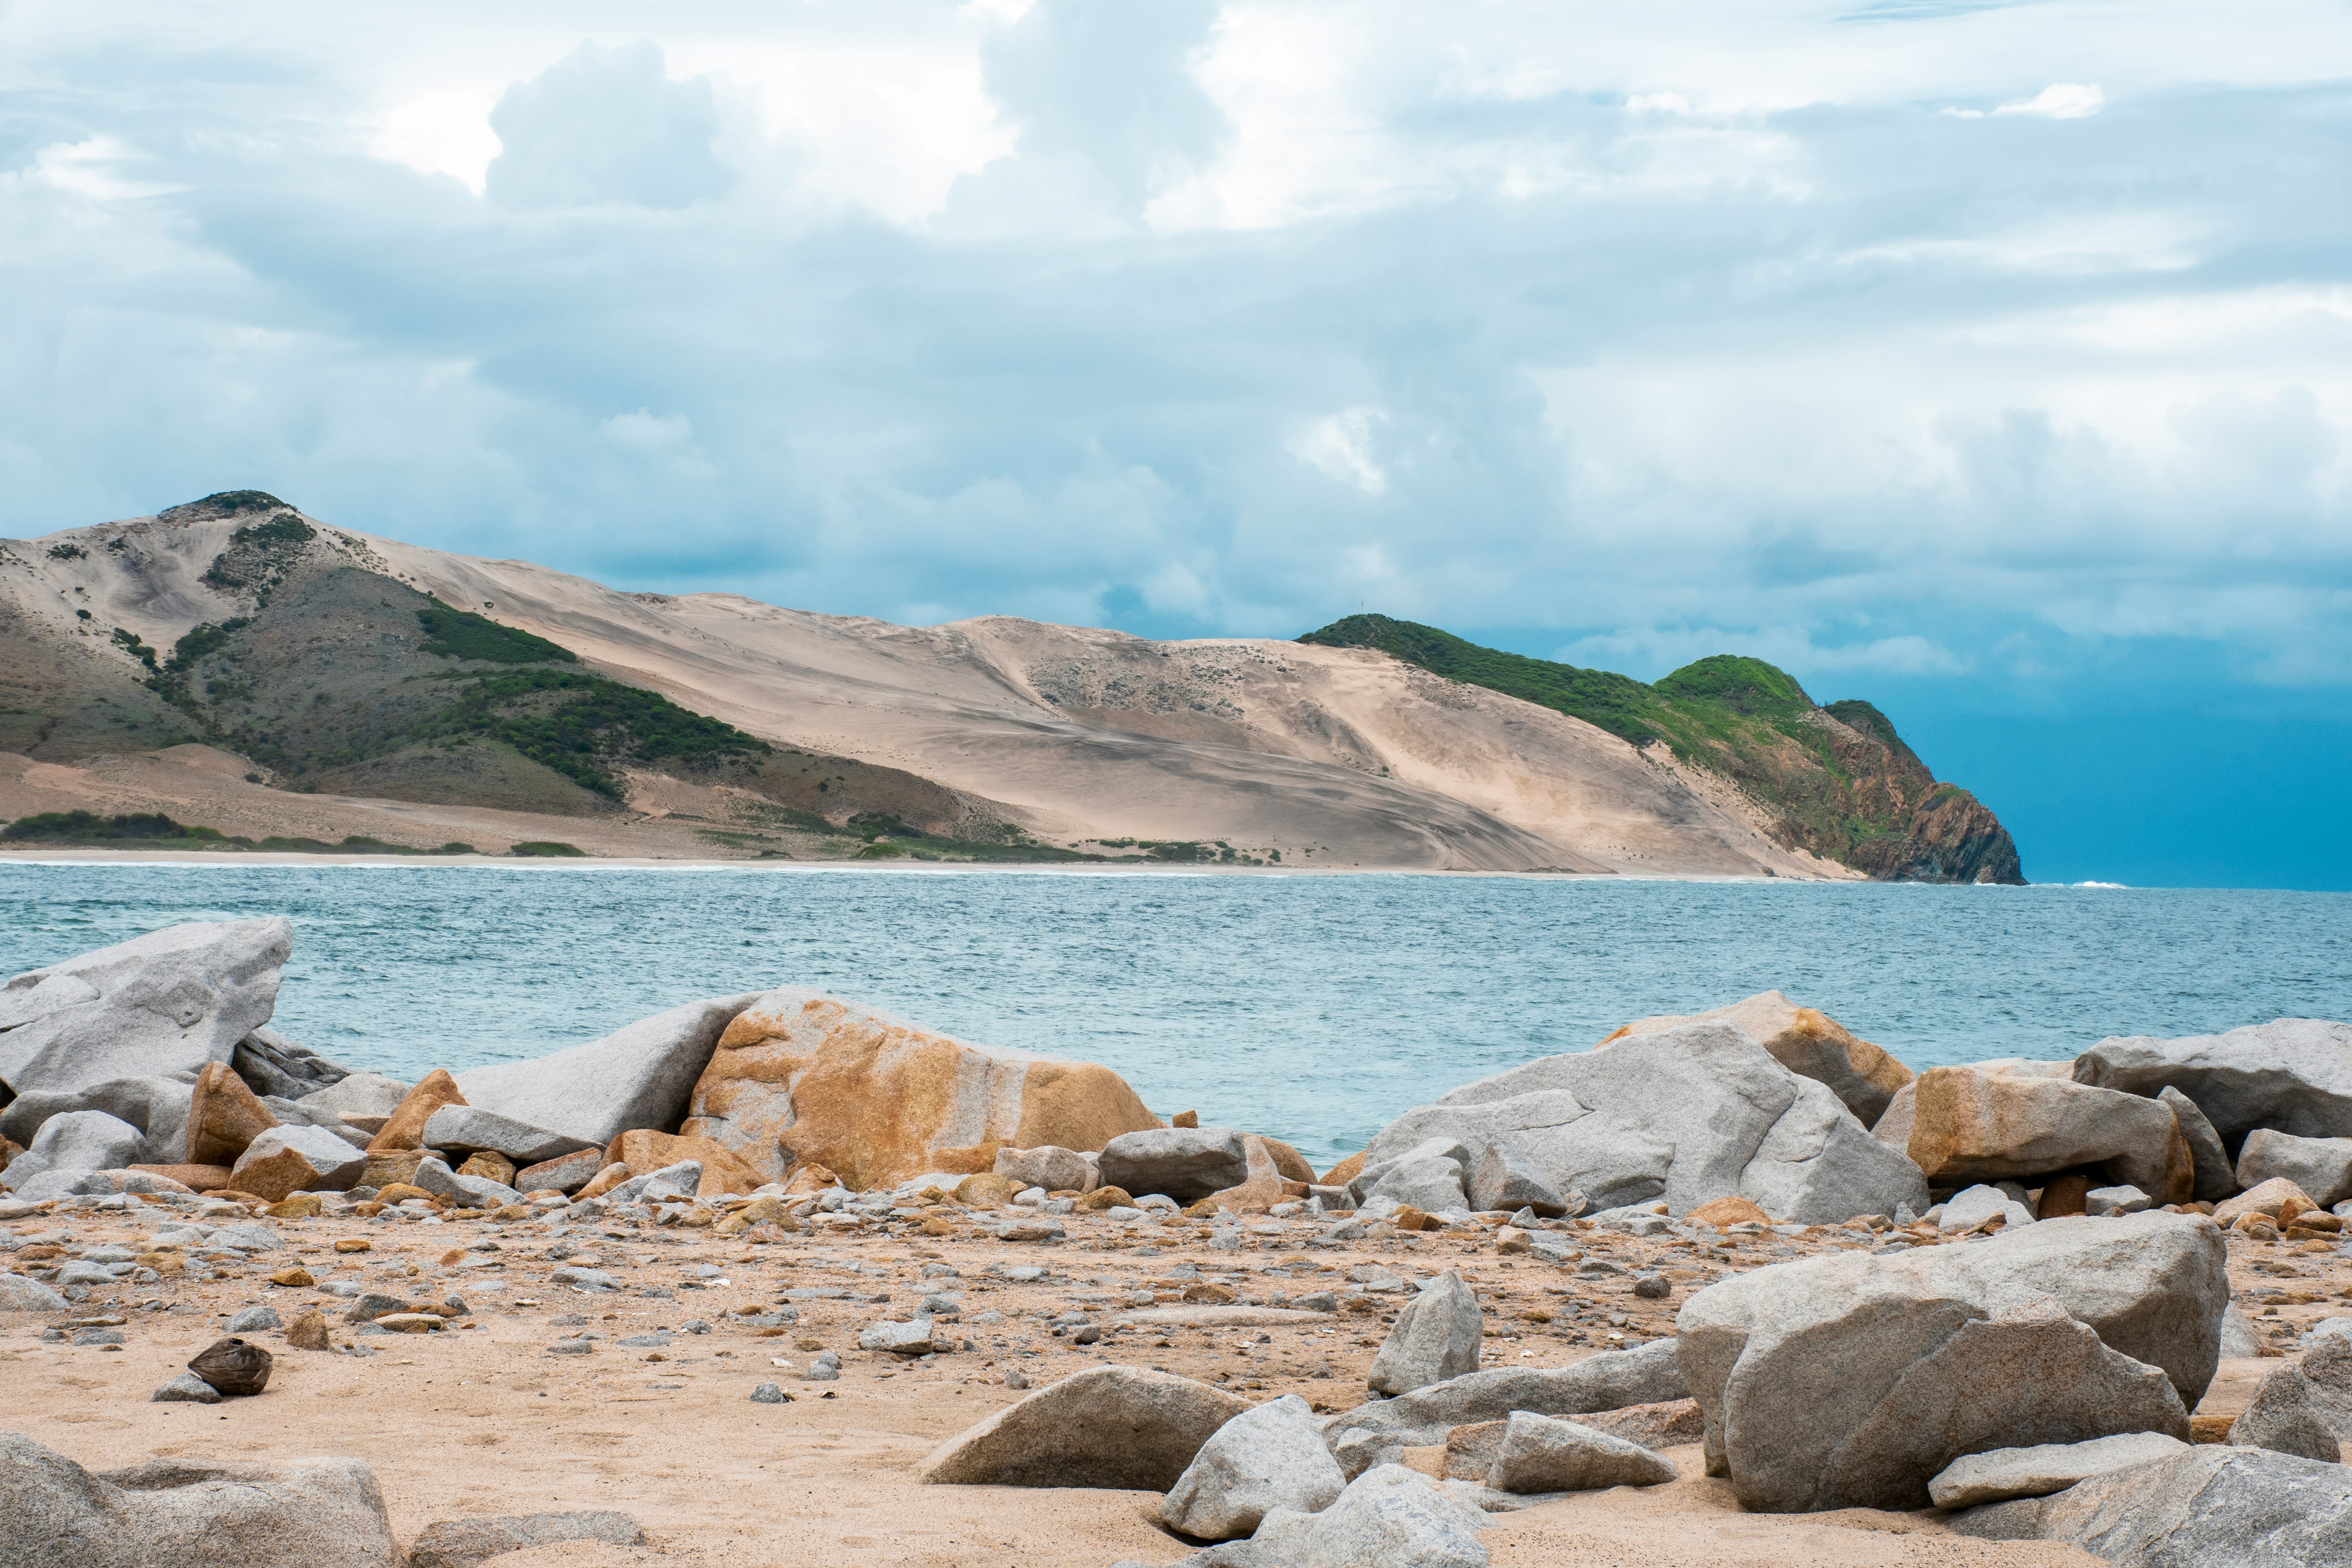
5,862,2348,1165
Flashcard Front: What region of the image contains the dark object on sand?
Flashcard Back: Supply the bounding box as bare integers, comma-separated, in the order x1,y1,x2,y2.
188,1336,273,1396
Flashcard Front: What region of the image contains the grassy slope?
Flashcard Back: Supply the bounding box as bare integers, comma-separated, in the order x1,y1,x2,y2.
1298,613,2023,883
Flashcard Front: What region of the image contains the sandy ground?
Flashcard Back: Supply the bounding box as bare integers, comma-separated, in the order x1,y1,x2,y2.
11,1196,2337,1568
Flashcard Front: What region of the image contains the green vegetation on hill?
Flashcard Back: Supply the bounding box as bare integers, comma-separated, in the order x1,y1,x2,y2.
1298,613,2023,884
403,667,768,800
2,810,226,844
416,601,578,664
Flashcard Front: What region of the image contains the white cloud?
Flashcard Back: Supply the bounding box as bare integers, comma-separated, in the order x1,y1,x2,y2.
1290,410,1389,495
1996,82,2104,118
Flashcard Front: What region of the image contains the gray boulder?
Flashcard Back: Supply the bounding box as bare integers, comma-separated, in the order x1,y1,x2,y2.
453,993,760,1148
603,1160,700,1205
2235,1129,2352,1208
0,1075,196,1167
228,1124,367,1196
1928,1431,2189,1508
2159,1086,2236,1202
1,1109,146,1190
2227,1336,2352,1462
1363,1154,1470,1214
406,1156,518,1210
2074,1018,2352,1151
1097,1128,1250,1205
1950,1444,2352,1563
919,1365,1250,1489
1160,1394,1345,1540
2221,1303,2265,1358
229,1027,349,1101
1676,1212,2224,1513
1939,1184,2033,1233
1371,1024,1925,1222
2086,1185,2152,1217
0,1429,400,1568
1324,1339,1687,1477
150,1373,224,1405
0,919,291,1097
420,1106,596,1167
1250,1464,1489,1568
1,1271,71,1310
223,1306,282,1334
1368,1270,1482,1395
1468,1142,1568,1216
859,1319,942,1356
294,1071,412,1124
1486,1411,1677,1492
406,1510,645,1568
994,1145,1095,1194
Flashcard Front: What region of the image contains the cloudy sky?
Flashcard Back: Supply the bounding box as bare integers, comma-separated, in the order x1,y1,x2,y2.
4,0,2348,886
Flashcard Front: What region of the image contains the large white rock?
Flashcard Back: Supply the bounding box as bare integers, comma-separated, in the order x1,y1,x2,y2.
1363,1023,1927,1222
1098,1128,1250,1205
1323,1340,1688,1478
0,919,291,1097
1676,1212,2225,1513
454,994,759,1148
1601,991,1915,1125
1,1110,146,1190
0,1075,195,1167
1927,1431,2190,1508
1250,1464,1488,1568
1362,1153,1470,1215
2074,1018,2352,1150
1160,1394,1345,1540
920,1366,1250,1490
2235,1129,2352,1208
0,1429,402,1568
1368,1271,1483,1395
294,1071,413,1124
1950,1444,2352,1562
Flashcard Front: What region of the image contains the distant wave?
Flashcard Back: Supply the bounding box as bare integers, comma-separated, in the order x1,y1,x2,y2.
2073,880,2130,889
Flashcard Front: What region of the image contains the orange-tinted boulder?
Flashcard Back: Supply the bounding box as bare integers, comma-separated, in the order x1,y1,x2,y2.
131,1162,235,1192
366,1070,466,1154
604,1129,769,1198
184,1062,278,1166
679,988,1160,1191
1688,1194,1774,1227
1603,991,1915,1125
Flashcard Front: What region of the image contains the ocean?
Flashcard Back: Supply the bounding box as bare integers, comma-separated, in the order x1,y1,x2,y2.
5,862,2348,1165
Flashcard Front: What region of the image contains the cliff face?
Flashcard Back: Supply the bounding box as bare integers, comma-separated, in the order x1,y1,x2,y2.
1299,618,2025,885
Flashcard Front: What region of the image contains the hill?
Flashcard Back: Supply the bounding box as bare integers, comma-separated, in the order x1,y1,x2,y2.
1,493,2022,879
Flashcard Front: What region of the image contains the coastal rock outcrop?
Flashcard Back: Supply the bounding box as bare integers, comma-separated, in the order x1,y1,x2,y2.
1361,1023,1926,1222
1876,1064,2193,1203
1484,1411,1678,1493
1602,991,1914,1125
0,1110,145,1192
680,988,1159,1190
2159,1085,2237,1201
1926,1431,2189,1509
422,1105,597,1167
1675,1212,2224,1513
0,1430,400,1568
0,919,291,1097
457,994,760,1150
2072,1018,2352,1152
919,1366,1249,1489
1949,1444,2352,1561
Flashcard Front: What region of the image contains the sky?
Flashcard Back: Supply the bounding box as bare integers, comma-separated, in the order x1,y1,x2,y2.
3,0,2349,889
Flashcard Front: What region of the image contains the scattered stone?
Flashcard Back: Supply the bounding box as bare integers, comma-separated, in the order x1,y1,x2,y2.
405,1510,646,1568
1486,1411,1677,1492
0,1429,400,1568
1883,1065,2191,1203
2085,1185,2151,1217
920,1365,1251,1489
184,1061,279,1167
223,1305,281,1333
678,987,1157,1189
1939,1183,2035,1232
373,1313,445,1334
285,1310,332,1350
996,1144,1095,1193
1602,991,1914,1124
2228,1336,2352,1461
1161,1393,1346,1540
1677,1212,2222,1513
342,1292,415,1324
2235,1129,2352,1208
2158,1085,2238,1203
0,1270,72,1311
188,1336,273,1396
1950,1444,2352,1560
955,1173,1015,1206
1099,1127,1252,1204
1368,1270,1482,1395
750,1382,790,1404
1631,1273,1670,1300
229,1124,367,1203
1927,1431,2191,1508
151,1371,224,1404
421,1105,595,1167
268,1266,315,1288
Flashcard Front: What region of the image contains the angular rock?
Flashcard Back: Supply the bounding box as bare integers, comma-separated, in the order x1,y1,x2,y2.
1949,1444,2352,1561
0,1075,196,1168
185,1062,278,1166
456,1151,515,1187
229,1124,367,1203
598,1159,701,1206
452,993,759,1151
2227,1336,2352,1462
601,1130,766,1198
1602,991,1914,1125
1485,1411,1678,1492
2235,1129,2352,1208
1099,1127,1251,1205
1323,1340,1688,1477
421,1105,595,1167
860,1319,941,1355
1939,1184,2034,1233
995,1144,1095,1194
1251,1463,1490,1568
1187,1135,1295,1214
0,1109,144,1190
0,918,291,1098
0,1270,73,1310
1369,1024,1925,1222
1687,1195,1772,1227
920,1365,1250,1489
2159,1086,2236,1202
514,1146,607,1194
1927,1430,2191,1508
2221,1303,2265,1358
1889,1065,2191,1203
405,1511,645,1568
342,1292,417,1324
1160,1393,1346,1540
1348,1136,1474,1204
286,1310,332,1350
2085,1185,2151,1217
1470,1142,1569,1216
1675,1212,2224,1513
1368,1270,1483,1395
1364,1152,1470,1215
224,1305,281,1334
130,1162,231,1192
1576,1397,1707,1451
678,987,1156,1190
0,1431,401,1568
229,1026,349,1101
151,1372,224,1405
406,1156,517,1210
2213,1176,2314,1226
288,1069,411,1124
366,1069,466,1154
2074,1018,2352,1153
188,1336,272,1396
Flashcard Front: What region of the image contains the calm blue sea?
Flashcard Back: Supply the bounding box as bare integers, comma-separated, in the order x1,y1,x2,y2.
5,863,2348,1165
